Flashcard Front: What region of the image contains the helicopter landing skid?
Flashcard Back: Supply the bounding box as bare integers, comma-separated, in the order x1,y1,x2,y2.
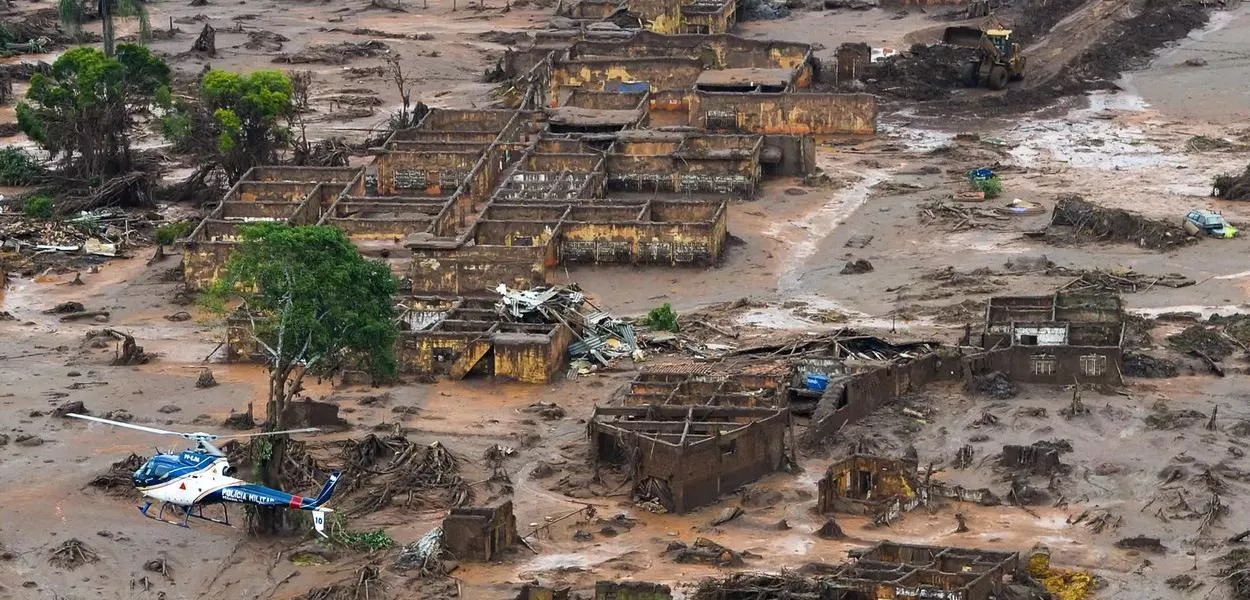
140,501,232,529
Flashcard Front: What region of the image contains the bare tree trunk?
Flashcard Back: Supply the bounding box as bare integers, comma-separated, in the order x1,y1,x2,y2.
252,366,298,535
100,0,115,57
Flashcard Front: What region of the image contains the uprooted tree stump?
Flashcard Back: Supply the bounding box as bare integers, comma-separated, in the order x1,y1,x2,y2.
101,329,151,365
223,403,255,430
196,368,218,388
48,539,99,570
88,453,147,497
190,23,216,56
815,518,845,539
344,439,471,515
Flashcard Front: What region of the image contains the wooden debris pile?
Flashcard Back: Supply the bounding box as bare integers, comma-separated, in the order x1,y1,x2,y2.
1218,548,1250,599
918,199,1009,231
274,40,389,65
1053,266,1194,293
301,564,386,600
343,438,471,515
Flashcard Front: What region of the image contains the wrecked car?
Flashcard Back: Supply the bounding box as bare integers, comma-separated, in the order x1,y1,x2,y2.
1183,209,1238,239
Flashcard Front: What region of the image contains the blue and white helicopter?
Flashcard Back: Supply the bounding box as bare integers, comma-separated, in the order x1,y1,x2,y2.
68,413,341,537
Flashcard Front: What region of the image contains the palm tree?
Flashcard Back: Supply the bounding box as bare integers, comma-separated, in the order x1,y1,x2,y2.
58,0,150,57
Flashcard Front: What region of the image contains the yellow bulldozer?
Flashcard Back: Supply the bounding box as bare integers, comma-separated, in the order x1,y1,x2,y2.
942,26,1026,90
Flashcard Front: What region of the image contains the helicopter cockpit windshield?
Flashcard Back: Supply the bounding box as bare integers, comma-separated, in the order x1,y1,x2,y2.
133,459,160,486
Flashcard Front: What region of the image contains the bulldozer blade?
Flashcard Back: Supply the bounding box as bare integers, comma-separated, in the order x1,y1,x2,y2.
943,26,984,47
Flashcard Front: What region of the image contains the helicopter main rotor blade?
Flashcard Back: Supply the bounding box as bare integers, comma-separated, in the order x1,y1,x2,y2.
216,427,321,439
66,413,185,437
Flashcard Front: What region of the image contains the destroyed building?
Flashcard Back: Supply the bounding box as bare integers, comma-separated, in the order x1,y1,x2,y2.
621,361,791,407
817,454,923,525
509,31,875,139
836,542,1020,600
696,542,1021,600
790,333,960,438
442,502,519,562
227,285,637,384
972,292,1125,385
183,30,877,295
589,405,792,512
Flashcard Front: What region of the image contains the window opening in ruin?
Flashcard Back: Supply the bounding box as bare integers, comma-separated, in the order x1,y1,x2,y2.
1019,334,1038,345
706,110,736,130
1080,354,1107,377
720,440,737,456
855,470,873,499
836,389,849,409
1031,354,1055,376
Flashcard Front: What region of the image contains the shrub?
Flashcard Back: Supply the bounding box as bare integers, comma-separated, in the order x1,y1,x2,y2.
975,176,1004,199
155,220,194,245
23,194,54,219
0,147,42,185
644,303,679,333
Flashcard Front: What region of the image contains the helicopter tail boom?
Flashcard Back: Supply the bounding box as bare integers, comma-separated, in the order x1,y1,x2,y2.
306,471,342,509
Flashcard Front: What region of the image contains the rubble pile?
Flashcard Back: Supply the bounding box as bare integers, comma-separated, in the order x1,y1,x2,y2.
0,207,158,274
664,537,752,567
855,44,978,101
1047,195,1188,250
495,284,639,366
973,371,1018,399
395,527,451,577
1121,352,1178,378
1167,325,1235,361
690,572,823,600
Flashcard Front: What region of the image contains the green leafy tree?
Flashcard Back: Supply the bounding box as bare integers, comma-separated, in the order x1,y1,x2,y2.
58,0,150,57
205,224,397,533
17,44,168,179
0,147,43,185
644,303,680,333
165,69,295,180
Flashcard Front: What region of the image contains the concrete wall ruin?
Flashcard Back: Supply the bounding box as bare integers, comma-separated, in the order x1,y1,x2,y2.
694,92,878,136
590,405,790,513
809,351,963,440
817,454,923,524
442,502,519,561
395,296,573,383
976,292,1124,385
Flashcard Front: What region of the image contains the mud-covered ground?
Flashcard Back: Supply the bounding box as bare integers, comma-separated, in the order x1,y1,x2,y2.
3,0,1250,599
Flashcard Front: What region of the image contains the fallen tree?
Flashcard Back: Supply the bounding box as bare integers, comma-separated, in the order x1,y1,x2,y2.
1047,195,1188,250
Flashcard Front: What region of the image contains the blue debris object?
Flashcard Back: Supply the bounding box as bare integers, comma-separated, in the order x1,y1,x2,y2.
968,168,995,181
805,373,830,392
